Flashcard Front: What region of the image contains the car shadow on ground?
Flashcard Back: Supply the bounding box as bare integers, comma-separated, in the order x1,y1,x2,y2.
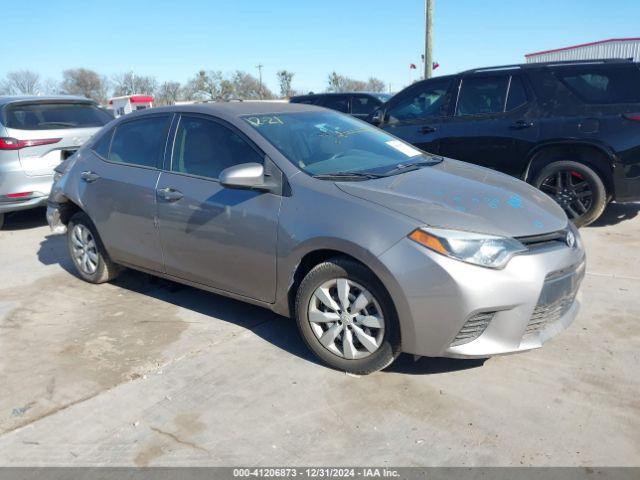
1,207,48,231
589,202,640,228
36,231,485,377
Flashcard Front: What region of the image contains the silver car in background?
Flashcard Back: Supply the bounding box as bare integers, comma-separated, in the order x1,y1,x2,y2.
0,96,112,228
47,102,585,374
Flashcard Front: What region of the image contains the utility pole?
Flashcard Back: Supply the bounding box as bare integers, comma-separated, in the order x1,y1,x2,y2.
424,0,434,79
256,64,264,99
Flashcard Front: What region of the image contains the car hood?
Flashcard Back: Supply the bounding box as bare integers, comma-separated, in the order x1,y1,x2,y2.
335,159,568,237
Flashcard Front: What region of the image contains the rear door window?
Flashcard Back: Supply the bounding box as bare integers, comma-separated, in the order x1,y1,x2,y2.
318,95,350,113
555,65,640,104
456,75,510,116
92,129,114,158
108,116,170,168
351,95,380,115
3,103,113,130
505,76,529,111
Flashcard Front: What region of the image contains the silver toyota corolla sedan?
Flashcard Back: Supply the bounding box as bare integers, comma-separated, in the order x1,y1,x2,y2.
47,102,585,374
0,96,112,228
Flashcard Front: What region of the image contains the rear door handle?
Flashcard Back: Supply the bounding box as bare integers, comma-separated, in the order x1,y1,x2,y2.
80,171,100,183
510,120,534,130
157,187,183,202
419,125,437,134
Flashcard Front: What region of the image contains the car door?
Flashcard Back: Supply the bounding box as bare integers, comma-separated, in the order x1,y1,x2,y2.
350,94,382,120
79,114,171,272
438,73,539,176
155,114,281,303
379,78,453,154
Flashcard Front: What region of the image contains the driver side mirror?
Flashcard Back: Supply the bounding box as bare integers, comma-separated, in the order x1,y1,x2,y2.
369,107,389,126
369,107,384,126
219,162,266,189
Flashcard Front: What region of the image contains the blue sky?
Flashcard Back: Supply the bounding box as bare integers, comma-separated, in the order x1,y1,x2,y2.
3,0,639,94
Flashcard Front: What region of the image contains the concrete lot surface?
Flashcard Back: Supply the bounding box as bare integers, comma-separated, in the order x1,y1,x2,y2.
0,205,638,466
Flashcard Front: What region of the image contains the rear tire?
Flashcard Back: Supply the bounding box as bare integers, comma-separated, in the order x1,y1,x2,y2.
0,212,4,229
67,212,122,283
295,257,400,375
532,160,607,227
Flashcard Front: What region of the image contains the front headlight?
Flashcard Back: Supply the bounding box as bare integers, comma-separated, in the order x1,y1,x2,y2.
409,227,527,269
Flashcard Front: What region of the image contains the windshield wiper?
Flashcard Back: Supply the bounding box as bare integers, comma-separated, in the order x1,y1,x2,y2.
312,171,385,180
382,157,444,176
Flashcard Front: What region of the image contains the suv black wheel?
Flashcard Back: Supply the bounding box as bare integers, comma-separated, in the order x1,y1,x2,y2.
67,212,122,283
533,160,607,227
295,257,400,375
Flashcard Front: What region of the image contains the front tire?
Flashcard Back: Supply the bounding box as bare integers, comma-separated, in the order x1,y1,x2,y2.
295,258,400,374
67,212,122,283
532,160,607,227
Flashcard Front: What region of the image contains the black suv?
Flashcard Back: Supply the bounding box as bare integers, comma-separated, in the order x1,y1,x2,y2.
290,92,392,120
369,60,640,226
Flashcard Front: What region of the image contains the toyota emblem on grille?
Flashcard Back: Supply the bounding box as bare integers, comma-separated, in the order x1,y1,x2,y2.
566,230,576,248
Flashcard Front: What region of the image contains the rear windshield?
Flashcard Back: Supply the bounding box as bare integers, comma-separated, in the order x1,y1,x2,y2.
554,65,640,104
3,102,113,130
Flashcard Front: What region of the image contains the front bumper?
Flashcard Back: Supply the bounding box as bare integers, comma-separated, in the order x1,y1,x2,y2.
378,235,586,358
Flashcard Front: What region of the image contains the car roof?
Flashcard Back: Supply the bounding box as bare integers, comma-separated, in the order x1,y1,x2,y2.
0,95,95,106
460,58,635,75
126,101,327,122
291,92,383,98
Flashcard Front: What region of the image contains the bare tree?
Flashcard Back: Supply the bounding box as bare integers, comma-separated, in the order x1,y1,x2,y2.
326,71,367,93
41,79,60,95
60,68,108,102
231,71,273,100
185,70,233,101
2,70,41,95
155,81,182,106
276,70,295,98
112,72,157,96
366,77,386,93
327,71,345,92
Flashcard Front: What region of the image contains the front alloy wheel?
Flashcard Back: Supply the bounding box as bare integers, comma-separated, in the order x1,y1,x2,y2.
295,258,399,374
308,278,385,359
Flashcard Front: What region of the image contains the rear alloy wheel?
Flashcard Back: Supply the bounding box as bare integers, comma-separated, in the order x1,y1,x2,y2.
295,258,400,374
67,212,122,283
533,160,607,227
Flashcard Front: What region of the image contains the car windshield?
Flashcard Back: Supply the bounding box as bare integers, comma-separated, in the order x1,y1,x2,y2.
242,111,440,177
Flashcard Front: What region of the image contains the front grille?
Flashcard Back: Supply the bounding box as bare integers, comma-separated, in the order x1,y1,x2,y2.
525,261,585,335
517,229,569,250
450,311,495,347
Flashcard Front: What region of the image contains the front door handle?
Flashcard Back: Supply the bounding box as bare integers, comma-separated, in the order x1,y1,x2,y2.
510,120,534,130
157,187,183,202
80,171,100,183
420,125,437,134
